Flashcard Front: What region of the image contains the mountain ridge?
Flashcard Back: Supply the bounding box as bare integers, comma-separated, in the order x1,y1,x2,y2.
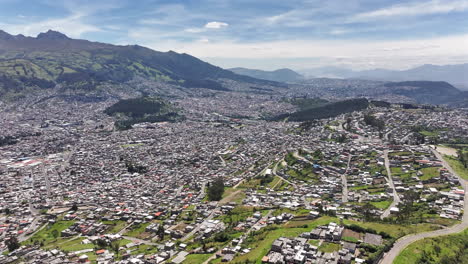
0,29,282,98
301,63,468,89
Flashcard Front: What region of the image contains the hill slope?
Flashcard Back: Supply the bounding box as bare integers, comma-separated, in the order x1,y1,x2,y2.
272,98,370,122
0,29,281,98
383,81,464,105
301,64,468,89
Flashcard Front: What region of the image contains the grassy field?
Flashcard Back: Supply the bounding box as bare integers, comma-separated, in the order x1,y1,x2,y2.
123,222,151,238
219,188,245,204
419,167,440,181
43,237,95,252
420,130,439,137
319,242,342,253
182,254,212,264
443,155,468,180
24,221,75,245
268,176,282,189
103,220,128,233
370,200,392,209
394,228,468,264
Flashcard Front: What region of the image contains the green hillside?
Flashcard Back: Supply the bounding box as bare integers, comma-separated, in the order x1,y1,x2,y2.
104,96,184,130
273,98,369,121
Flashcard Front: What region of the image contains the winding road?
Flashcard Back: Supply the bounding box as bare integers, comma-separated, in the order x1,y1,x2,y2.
379,147,468,264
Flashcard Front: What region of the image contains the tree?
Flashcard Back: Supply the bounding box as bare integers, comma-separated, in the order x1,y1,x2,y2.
364,114,385,131
399,190,420,220
51,229,59,240
70,203,78,211
6,236,20,252
156,224,165,240
111,240,120,256
359,203,377,221
313,149,323,160
207,177,225,201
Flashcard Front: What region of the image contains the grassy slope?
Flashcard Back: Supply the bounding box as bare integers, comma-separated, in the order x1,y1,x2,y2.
394,228,468,264
443,155,468,180
232,216,439,263
23,221,75,245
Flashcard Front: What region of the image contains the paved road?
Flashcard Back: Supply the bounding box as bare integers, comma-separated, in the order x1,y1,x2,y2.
379,147,468,264
341,154,352,203
381,149,401,219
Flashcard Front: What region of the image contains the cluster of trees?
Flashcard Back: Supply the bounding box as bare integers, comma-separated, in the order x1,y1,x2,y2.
259,175,274,185
273,98,369,122
179,78,228,91
0,136,18,147
125,161,148,174
105,97,184,130
104,97,168,118
396,190,420,221
5,236,20,252
207,177,225,201
364,113,385,131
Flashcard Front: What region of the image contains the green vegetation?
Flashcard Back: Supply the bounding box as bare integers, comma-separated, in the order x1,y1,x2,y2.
231,215,439,263
182,254,212,264
104,97,184,129
364,113,385,130
102,220,127,234
24,221,75,245
318,242,342,253
0,33,281,99
420,167,440,181
420,130,439,137
272,98,369,122
207,177,225,201
308,239,320,246
43,237,94,252
444,155,468,180
370,200,392,209
395,228,468,264
285,97,329,110
342,236,359,243
123,222,151,238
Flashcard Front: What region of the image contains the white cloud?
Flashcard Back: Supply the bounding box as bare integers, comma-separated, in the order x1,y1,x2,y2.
138,33,468,70
0,13,101,38
184,28,206,33
204,21,229,29
352,0,468,21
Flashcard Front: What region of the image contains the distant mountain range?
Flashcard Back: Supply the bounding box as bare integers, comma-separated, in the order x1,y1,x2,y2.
301,64,468,90
0,29,466,108
228,67,304,83
0,29,279,99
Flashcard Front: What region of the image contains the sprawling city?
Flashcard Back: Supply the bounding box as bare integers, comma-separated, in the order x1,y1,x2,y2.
1,1,468,264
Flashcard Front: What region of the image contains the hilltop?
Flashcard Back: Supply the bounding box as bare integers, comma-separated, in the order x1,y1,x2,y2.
228,67,304,83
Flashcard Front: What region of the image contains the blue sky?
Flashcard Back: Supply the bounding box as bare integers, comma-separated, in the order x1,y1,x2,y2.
0,0,467,70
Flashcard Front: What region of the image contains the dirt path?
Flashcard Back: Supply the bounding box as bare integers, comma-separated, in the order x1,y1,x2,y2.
431,145,458,157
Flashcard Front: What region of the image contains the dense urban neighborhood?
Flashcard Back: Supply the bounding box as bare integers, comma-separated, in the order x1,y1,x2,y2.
1,91,467,264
